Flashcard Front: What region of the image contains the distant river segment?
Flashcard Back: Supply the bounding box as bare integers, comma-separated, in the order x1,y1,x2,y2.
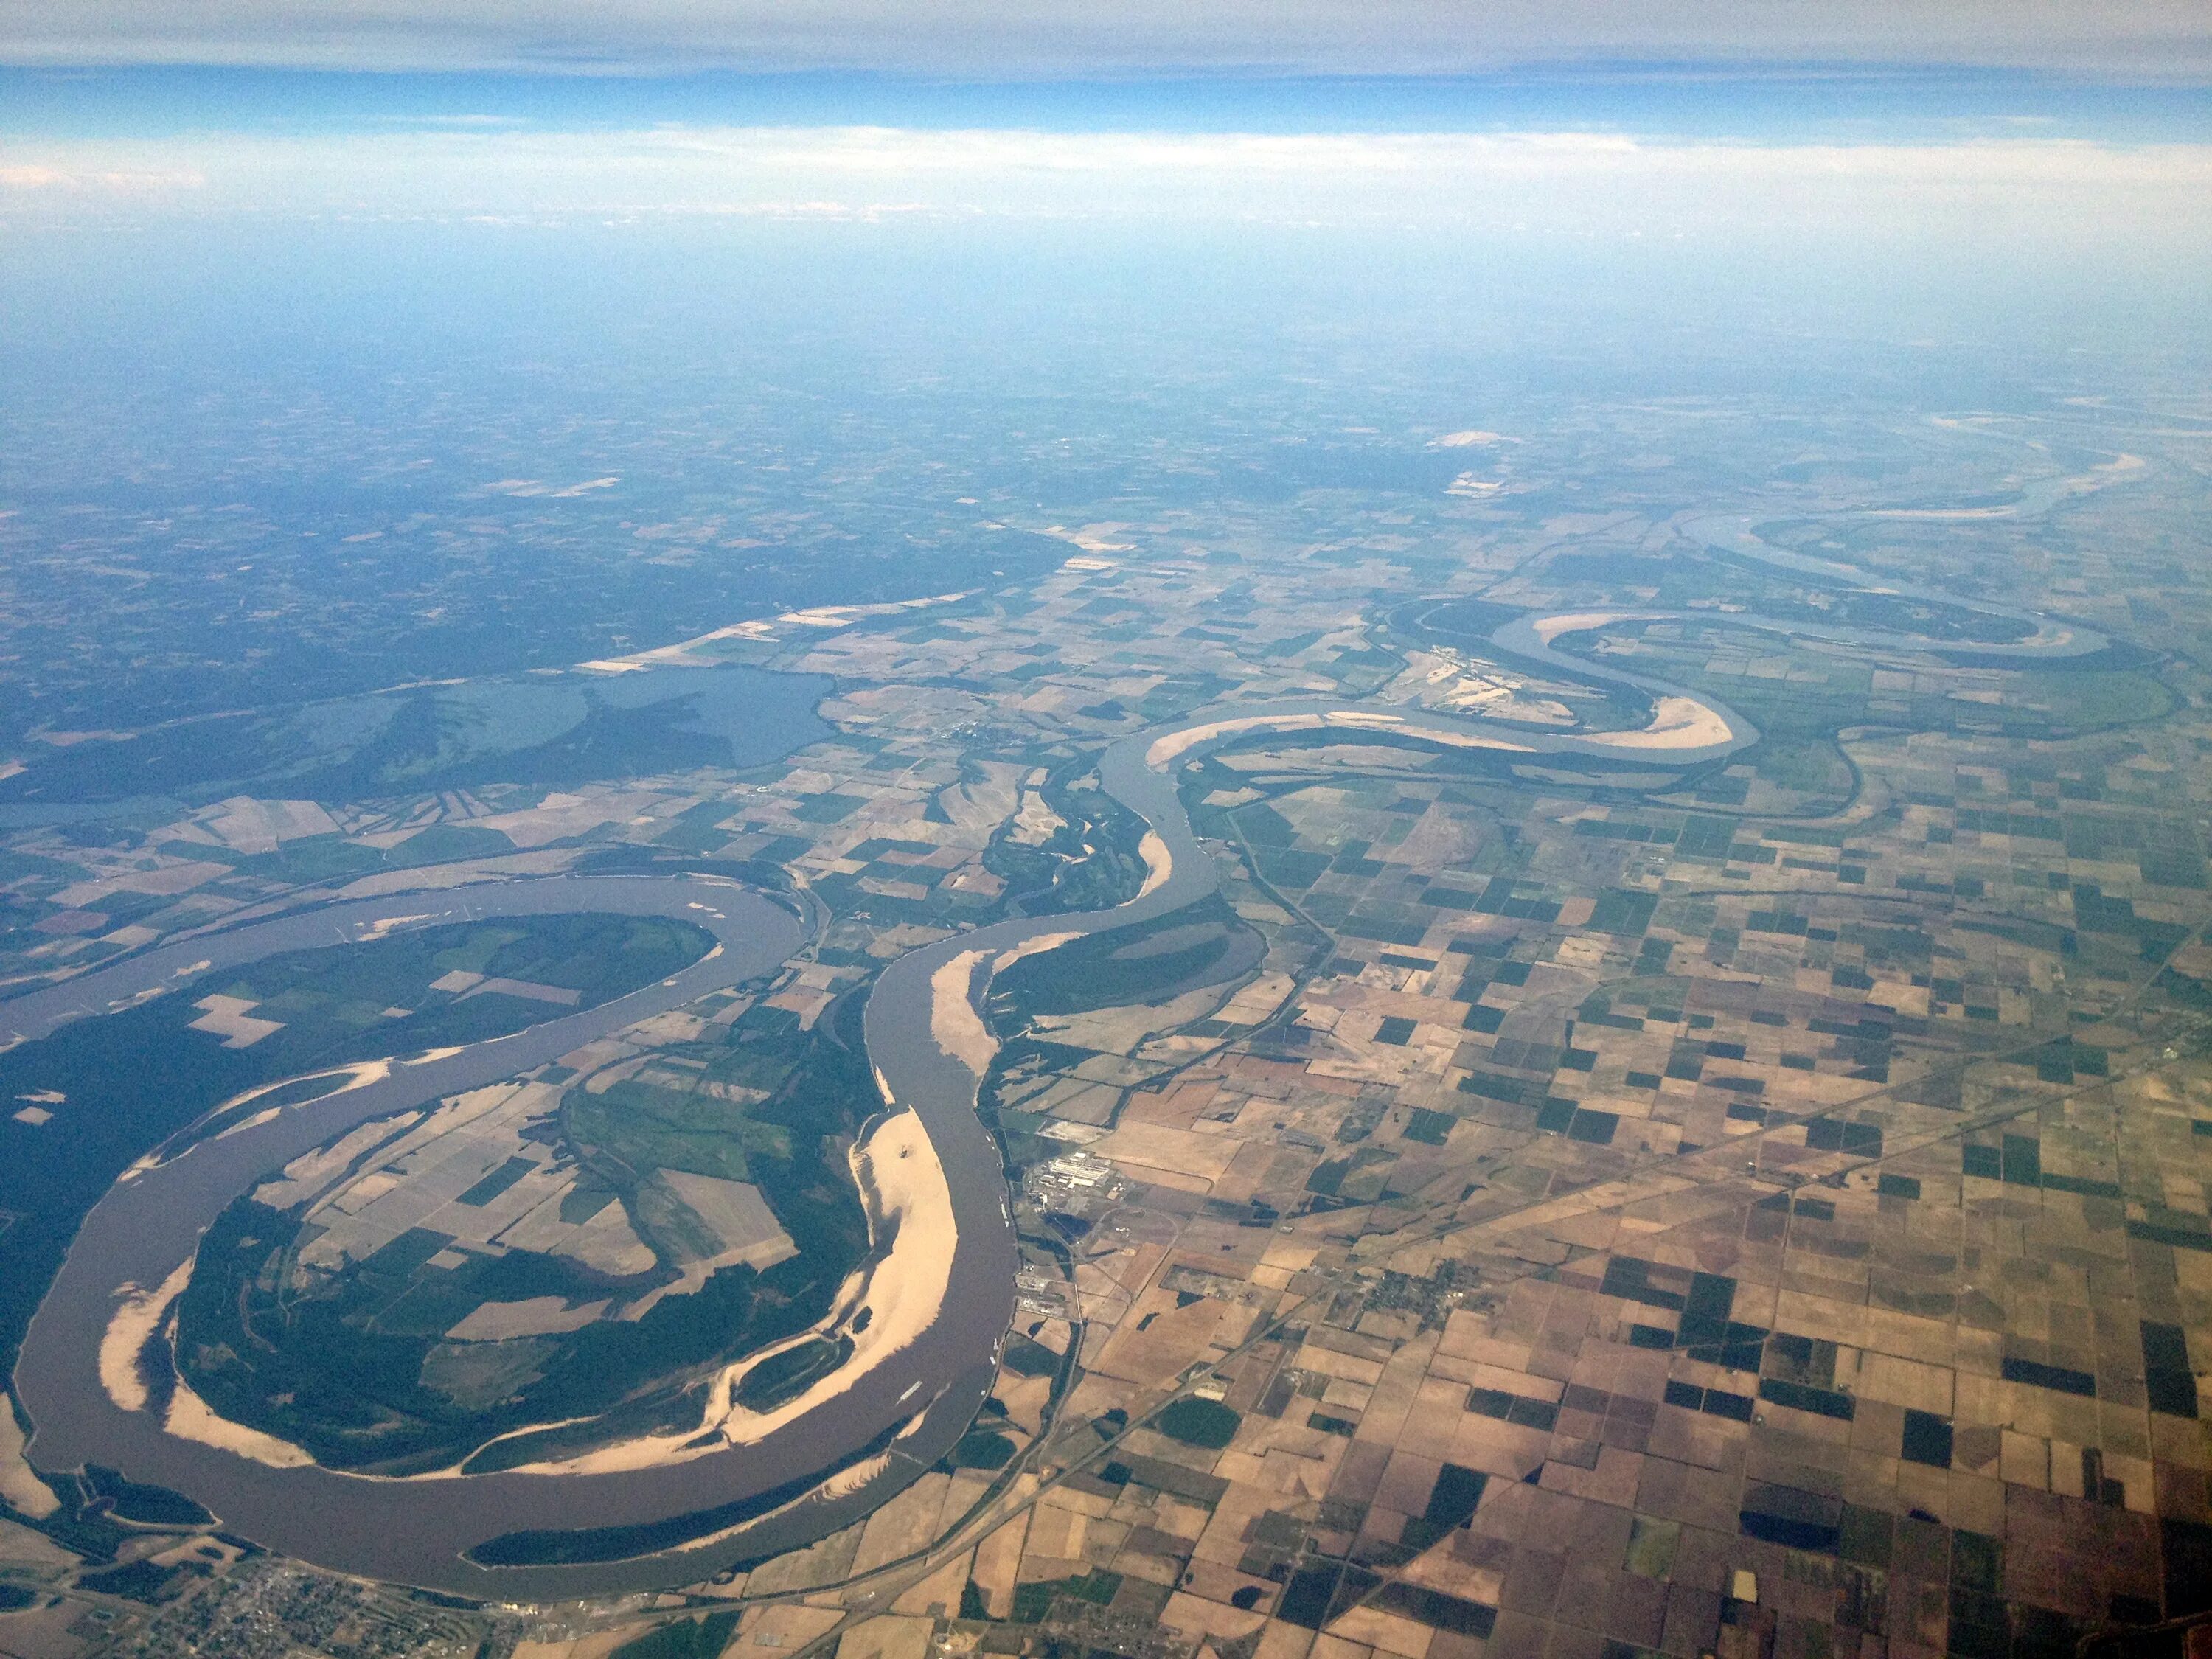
0,662,837,815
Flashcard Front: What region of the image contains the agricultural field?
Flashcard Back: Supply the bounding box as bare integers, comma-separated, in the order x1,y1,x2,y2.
175,992,885,1474
0,912,711,1380
5,359,2212,1659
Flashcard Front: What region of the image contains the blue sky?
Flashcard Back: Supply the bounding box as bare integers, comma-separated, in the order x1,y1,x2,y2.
5,65,2211,145
4,0,2211,79
4,1,2205,204
2,6,2205,369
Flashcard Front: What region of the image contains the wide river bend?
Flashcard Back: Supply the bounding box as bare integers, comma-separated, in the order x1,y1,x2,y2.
7,507,2116,1596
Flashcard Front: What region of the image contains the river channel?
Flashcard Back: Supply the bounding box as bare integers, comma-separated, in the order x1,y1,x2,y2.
7,502,2121,1596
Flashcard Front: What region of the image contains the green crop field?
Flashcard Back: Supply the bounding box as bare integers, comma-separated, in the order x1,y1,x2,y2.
171,987,884,1475
0,912,712,1384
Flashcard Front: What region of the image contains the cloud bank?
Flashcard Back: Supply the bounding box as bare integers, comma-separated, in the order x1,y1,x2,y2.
4,0,2211,77
6,126,2210,260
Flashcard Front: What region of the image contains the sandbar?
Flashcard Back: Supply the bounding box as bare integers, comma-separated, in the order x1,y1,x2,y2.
95,1258,314,1469
1136,831,1172,898
1326,712,1532,753
0,1393,58,1518
927,931,1085,1084
97,1261,192,1415
211,1059,392,1141
1530,610,1640,645
929,951,998,1077
994,932,1079,987
509,1107,956,1474
129,1085,963,1484
1146,714,1322,768
1582,694,1734,751
165,1374,317,1469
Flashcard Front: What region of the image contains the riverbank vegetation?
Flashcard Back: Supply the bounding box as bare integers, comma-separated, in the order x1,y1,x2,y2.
172,990,882,1475
0,912,710,1384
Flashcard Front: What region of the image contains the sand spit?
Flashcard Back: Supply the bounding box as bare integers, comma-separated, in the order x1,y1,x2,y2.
354,912,435,941
1531,610,1640,645
922,931,1085,1081
507,1107,956,1476
1147,714,1323,768
578,591,972,671
114,1066,398,1194
206,1059,392,1144
997,933,1078,975
332,851,579,900
1865,506,2017,521
98,1261,321,1470
1874,450,2146,518
821,1450,897,1498
1136,831,1172,898
0,1393,59,1518
97,1261,193,1414
1148,708,1540,775
929,951,998,1077
1326,712,1533,753
1042,524,1135,554
1583,694,1735,751
927,933,1077,1078
165,1375,316,1470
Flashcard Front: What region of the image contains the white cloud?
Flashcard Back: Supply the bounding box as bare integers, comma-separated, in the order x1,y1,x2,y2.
2,0,2210,75
4,126,2209,244
0,161,205,192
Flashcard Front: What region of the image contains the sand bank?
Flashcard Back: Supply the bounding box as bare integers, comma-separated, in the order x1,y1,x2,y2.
579,592,971,670
97,1262,192,1414
0,1394,59,1518
1147,714,1322,768
1146,707,1536,772
1530,611,1639,645
1867,506,2015,520
509,1107,956,1475
1328,712,1532,753
165,1375,317,1469
698,1109,956,1450
1136,831,1172,898
94,1258,317,1468
928,933,1077,1079
212,1059,392,1141
1582,694,1735,751
929,951,998,1077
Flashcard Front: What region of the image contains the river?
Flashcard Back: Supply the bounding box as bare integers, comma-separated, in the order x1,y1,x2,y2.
5,495,2125,1596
